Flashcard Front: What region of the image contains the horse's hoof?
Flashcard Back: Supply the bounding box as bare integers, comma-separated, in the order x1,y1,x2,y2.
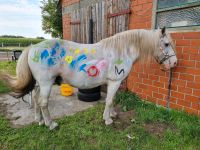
105,118,113,125
49,122,59,130
110,111,117,118
39,120,45,126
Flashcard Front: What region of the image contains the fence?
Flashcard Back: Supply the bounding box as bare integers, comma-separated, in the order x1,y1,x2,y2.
0,43,32,48
0,51,14,61
0,43,25,61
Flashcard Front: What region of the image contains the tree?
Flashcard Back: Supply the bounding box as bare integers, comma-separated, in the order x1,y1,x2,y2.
41,0,63,38
36,36,45,39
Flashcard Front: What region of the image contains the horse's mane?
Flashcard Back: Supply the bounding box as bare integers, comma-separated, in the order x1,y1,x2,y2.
100,29,161,62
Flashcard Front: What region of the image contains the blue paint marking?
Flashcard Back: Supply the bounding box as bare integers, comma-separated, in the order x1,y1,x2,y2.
60,48,66,58
70,60,76,69
41,50,49,60
50,48,56,56
77,54,87,62
50,42,60,56
47,58,56,66
54,42,60,49
79,64,87,72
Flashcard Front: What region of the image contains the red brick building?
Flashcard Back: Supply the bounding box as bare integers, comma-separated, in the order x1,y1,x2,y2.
60,0,200,116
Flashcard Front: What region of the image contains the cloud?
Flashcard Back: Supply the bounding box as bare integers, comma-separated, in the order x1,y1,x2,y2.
0,0,51,38
0,3,41,16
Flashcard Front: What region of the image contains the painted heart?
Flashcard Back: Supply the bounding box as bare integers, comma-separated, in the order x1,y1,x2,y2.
65,56,73,64
96,59,107,70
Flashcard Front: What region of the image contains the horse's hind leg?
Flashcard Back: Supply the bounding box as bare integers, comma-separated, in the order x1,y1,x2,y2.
103,80,121,125
33,86,44,125
38,81,58,130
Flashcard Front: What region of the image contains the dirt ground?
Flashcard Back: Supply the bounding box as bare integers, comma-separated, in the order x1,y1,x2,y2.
0,85,105,128
112,105,176,137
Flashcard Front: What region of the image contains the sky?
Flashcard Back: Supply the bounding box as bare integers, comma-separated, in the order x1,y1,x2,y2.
0,0,52,39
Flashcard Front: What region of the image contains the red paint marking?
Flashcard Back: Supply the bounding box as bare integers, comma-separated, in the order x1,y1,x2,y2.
87,66,99,77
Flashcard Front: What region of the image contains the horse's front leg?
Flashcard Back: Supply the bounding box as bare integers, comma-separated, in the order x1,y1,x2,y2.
38,82,58,130
103,80,121,125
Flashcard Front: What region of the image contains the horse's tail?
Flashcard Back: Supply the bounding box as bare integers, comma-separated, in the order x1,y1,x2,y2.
0,48,36,98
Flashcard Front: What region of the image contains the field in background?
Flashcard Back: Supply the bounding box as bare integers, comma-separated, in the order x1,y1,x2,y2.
0,37,44,61
0,37,44,47
0,37,44,51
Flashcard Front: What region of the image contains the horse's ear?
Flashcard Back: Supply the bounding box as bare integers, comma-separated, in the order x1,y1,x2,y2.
161,27,166,35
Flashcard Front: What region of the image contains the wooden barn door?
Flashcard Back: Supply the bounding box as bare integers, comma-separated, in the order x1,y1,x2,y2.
70,0,131,43
70,0,130,90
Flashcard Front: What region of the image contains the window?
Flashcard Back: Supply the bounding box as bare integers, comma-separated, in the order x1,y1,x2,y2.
155,0,200,28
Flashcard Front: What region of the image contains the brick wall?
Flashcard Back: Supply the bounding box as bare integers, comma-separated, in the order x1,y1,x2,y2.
129,0,153,29
61,0,200,116
61,0,80,40
128,0,200,116
61,0,80,7
62,14,71,40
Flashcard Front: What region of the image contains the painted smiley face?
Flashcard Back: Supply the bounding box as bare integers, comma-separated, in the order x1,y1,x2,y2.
65,56,73,64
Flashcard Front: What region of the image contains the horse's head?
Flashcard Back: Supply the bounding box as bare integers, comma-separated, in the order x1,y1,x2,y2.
155,27,177,71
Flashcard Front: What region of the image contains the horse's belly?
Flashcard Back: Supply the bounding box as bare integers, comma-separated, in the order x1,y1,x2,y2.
62,71,107,89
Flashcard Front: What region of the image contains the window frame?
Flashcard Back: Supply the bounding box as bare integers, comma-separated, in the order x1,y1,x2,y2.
152,0,200,31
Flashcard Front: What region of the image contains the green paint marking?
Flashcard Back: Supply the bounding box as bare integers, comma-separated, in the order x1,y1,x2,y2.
115,59,123,65
69,48,73,53
32,51,40,62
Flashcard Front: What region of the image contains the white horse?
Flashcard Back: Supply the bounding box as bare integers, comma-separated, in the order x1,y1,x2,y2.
2,28,177,130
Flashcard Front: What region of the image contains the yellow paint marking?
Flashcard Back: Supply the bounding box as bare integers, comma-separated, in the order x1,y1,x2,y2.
65,56,73,64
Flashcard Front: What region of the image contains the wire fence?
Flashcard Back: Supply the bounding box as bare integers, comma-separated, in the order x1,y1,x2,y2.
0,43,32,48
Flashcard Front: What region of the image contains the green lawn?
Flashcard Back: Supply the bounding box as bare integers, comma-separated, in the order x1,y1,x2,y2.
0,61,16,93
0,46,26,51
0,62,199,149
0,91,199,150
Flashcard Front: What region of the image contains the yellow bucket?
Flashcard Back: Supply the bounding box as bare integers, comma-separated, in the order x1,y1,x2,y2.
60,84,74,96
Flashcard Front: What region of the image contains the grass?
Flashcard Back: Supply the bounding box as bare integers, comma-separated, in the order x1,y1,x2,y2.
0,91,199,150
0,46,26,51
0,61,16,93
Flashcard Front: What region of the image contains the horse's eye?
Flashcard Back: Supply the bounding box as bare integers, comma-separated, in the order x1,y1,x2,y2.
165,43,169,47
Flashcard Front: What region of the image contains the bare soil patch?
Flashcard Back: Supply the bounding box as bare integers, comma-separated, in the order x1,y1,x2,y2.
112,105,137,130
144,122,177,137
